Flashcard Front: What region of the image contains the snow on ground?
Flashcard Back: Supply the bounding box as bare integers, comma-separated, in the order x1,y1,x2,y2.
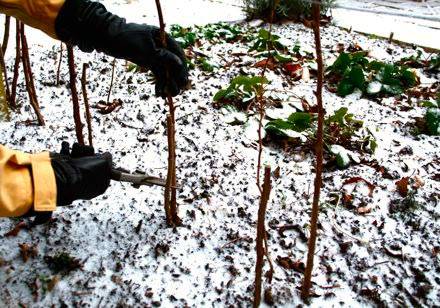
0,6,440,308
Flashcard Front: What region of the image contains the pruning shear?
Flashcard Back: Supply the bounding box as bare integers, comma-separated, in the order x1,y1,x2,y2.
111,168,173,188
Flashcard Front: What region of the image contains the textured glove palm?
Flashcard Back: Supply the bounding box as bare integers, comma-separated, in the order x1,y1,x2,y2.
55,0,188,98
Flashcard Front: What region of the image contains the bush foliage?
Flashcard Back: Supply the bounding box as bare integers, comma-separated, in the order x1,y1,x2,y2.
243,0,335,21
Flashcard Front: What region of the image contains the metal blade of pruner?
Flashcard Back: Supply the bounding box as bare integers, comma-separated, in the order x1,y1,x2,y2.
111,168,173,188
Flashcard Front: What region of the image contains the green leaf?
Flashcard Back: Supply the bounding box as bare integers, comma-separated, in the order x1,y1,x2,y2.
337,80,355,97
329,52,351,73
351,51,369,67
330,145,351,169
382,84,404,95
368,138,378,153
426,108,440,135
420,100,439,108
127,63,140,72
213,89,231,101
327,107,349,126
265,119,295,137
199,57,216,72
274,53,292,63
258,29,270,40
369,61,385,71
349,65,365,89
427,53,440,70
401,69,417,87
287,112,313,131
379,64,398,84
231,75,268,88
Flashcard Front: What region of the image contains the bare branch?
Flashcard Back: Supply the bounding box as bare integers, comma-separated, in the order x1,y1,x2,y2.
107,58,116,103
10,19,20,108
254,167,272,308
2,15,10,55
302,0,325,299
20,23,44,125
56,42,63,86
81,63,93,147
66,45,84,144
154,0,181,227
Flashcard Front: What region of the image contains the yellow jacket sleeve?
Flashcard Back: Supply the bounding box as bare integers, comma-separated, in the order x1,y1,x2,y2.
0,0,65,39
0,145,57,217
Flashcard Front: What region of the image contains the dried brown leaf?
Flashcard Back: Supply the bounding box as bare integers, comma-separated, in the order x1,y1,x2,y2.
342,177,376,197
95,98,123,115
4,221,27,237
276,256,305,273
255,58,276,70
19,243,38,262
396,177,410,197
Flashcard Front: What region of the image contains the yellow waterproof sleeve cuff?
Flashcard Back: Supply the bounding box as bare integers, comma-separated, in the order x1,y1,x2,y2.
30,152,57,212
0,146,57,217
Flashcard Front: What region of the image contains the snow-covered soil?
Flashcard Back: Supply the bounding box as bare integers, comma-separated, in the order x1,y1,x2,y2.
0,20,439,308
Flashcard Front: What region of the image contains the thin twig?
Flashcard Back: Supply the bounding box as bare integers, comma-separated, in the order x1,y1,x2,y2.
256,0,279,191
254,3,278,295
154,0,180,227
107,58,116,103
0,42,11,106
20,23,44,125
10,19,20,108
66,45,84,145
219,236,251,250
81,63,93,147
154,0,167,46
254,167,272,308
56,42,63,86
2,16,10,55
302,1,324,300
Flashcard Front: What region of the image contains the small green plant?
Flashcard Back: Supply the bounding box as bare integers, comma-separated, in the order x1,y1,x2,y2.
265,112,313,136
44,252,82,274
250,29,286,52
389,191,420,214
399,51,440,71
213,75,268,109
243,0,335,21
37,275,59,293
413,94,439,136
198,57,217,72
197,22,250,42
425,108,440,136
367,61,418,95
170,24,198,48
265,107,377,168
429,54,440,71
171,23,252,48
328,52,418,97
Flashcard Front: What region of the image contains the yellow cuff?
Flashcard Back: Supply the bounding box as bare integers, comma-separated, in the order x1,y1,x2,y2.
30,152,57,212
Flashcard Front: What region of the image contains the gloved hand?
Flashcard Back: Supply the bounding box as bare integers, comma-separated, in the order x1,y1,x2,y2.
25,142,112,225
51,142,113,206
55,0,188,98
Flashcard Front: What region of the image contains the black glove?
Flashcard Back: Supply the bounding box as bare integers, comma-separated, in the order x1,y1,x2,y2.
55,0,188,98
24,142,112,225
51,142,113,206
